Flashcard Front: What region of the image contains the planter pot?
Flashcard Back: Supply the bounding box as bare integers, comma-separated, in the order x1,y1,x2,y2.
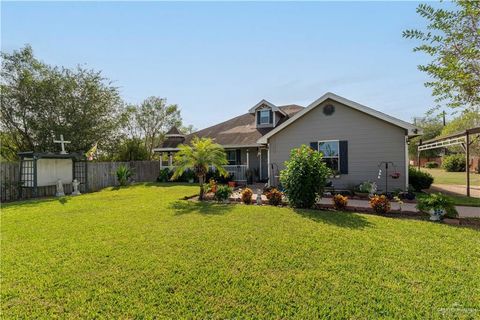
355,192,370,199
228,181,236,188
429,208,445,221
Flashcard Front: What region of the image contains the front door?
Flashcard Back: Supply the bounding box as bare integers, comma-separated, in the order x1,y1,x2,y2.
260,149,268,181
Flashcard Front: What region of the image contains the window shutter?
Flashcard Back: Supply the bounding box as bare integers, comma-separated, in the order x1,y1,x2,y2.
310,142,318,151
339,140,348,174
257,111,261,125
236,149,241,165
269,110,273,124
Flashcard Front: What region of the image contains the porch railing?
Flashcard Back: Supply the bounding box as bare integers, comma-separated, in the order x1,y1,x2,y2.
160,164,248,182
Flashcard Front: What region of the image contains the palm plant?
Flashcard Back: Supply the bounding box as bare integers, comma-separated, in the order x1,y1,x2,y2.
172,137,228,200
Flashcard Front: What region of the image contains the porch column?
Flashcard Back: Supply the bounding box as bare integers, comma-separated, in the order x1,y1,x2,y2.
246,149,249,168
168,152,173,167
160,152,163,169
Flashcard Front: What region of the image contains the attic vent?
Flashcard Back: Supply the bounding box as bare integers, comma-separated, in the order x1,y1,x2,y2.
323,104,335,115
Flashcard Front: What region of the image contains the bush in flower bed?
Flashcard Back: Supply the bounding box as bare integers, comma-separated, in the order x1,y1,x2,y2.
266,188,283,206
241,188,253,204
214,185,232,202
280,145,330,208
369,195,391,214
332,194,348,210
408,167,434,192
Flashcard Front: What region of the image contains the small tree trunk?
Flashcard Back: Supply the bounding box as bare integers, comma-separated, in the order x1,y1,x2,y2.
199,174,205,200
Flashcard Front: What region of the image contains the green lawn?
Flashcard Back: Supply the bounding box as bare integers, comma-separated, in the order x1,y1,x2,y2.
2,184,479,318
421,168,480,186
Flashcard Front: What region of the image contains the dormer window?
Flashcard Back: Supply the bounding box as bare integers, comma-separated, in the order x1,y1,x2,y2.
257,109,273,126
259,110,271,124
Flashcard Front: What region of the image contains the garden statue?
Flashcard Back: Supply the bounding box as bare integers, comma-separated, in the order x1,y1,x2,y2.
56,179,65,197
72,179,81,196
256,189,262,205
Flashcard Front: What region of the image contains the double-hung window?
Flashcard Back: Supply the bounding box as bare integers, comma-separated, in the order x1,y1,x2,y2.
318,140,340,172
259,110,271,124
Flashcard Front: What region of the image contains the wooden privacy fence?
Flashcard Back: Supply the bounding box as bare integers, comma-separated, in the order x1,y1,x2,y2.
1,160,160,202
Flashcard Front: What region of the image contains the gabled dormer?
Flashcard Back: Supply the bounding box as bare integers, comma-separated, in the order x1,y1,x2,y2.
248,99,287,129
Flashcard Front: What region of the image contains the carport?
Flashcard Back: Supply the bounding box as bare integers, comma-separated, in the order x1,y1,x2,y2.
417,127,480,197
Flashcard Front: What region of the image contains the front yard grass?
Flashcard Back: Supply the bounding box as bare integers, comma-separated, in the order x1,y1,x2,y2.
421,167,480,186
2,184,479,318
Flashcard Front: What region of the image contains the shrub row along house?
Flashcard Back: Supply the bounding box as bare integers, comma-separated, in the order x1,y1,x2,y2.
154,93,421,192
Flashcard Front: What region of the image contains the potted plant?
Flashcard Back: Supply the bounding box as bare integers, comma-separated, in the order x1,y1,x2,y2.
416,193,458,221
208,178,217,193
355,181,376,198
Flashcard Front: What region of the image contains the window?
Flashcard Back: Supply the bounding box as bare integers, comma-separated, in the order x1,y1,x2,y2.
226,150,237,165
259,110,271,124
318,140,340,172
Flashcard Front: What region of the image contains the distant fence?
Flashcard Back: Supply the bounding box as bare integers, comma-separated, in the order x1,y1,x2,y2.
1,160,160,202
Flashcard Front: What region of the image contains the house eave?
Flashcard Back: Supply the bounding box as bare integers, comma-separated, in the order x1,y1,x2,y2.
257,92,421,143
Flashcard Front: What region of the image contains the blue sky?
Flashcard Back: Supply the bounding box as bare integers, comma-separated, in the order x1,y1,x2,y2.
2,1,445,130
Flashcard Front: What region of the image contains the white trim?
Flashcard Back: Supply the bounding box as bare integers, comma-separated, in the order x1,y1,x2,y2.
249,99,287,116
164,134,185,138
153,144,265,153
267,144,271,186
153,147,180,152
257,92,421,144
259,148,262,179
318,140,340,172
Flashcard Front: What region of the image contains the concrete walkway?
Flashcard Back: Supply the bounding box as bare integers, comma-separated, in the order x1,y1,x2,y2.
429,184,480,198
317,198,480,218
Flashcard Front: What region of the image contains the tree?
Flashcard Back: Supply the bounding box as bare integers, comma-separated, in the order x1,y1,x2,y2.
408,116,444,159
441,110,480,156
171,137,228,200
280,145,330,208
135,97,182,159
403,1,480,111
116,138,149,161
1,45,124,157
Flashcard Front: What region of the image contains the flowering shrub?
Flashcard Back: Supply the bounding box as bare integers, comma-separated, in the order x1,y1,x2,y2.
241,188,253,204
280,145,330,208
266,188,283,206
332,194,348,210
369,195,391,214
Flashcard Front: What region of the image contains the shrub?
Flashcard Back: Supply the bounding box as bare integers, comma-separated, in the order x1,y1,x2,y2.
424,161,439,168
241,188,253,204
116,165,133,186
266,188,283,206
442,154,466,172
409,167,434,191
215,185,232,202
280,145,331,208
157,168,172,182
369,195,391,214
332,194,348,210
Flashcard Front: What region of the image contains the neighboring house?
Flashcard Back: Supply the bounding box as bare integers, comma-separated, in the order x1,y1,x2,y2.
154,92,420,191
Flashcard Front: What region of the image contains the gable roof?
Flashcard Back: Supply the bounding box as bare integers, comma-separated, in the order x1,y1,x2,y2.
181,105,303,148
248,99,287,116
257,92,421,144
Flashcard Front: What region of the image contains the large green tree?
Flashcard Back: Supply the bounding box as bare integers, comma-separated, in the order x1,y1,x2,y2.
1,45,124,159
403,1,480,111
408,117,444,159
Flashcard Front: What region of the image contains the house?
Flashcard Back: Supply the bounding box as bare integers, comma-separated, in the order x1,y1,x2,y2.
154,92,420,192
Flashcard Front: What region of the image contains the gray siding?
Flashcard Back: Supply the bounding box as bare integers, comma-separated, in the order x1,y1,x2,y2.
268,99,407,191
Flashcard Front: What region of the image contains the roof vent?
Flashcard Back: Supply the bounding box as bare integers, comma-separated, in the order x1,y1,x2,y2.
323,104,335,116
